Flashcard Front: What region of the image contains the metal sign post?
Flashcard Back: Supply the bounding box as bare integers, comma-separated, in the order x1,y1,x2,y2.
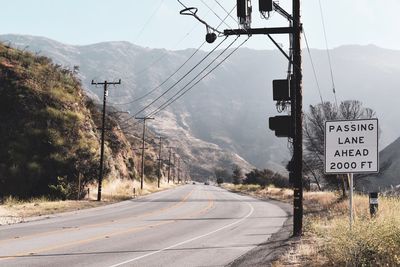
349,173,354,229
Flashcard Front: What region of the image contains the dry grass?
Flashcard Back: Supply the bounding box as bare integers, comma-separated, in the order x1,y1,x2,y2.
1,178,178,225
0,196,106,225
90,178,178,201
224,183,400,266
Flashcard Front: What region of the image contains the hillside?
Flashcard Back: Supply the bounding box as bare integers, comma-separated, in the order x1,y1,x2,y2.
357,137,400,192
0,43,141,199
3,34,400,184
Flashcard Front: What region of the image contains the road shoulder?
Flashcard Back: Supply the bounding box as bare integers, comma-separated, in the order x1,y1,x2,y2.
225,190,294,267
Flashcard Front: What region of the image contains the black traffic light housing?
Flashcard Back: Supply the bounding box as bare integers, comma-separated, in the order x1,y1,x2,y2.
269,115,293,138
273,78,291,101
259,0,273,12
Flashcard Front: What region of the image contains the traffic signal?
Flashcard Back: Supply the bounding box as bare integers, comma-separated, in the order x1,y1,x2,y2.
259,0,273,12
269,115,293,137
273,79,290,101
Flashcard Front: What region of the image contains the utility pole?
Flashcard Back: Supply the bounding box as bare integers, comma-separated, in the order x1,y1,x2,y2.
167,147,175,183
292,0,303,237
157,136,165,188
91,79,121,201
172,153,176,183
221,0,303,236
177,157,181,184
135,117,154,190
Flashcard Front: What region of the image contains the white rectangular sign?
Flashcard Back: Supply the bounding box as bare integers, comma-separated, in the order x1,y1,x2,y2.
325,119,379,174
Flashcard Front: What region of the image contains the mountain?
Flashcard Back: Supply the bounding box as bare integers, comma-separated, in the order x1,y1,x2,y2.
0,42,141,199
356,137,400,192
3,34,400,181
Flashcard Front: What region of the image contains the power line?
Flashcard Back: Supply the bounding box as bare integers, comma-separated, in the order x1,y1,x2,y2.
318,0,338,107
200,0,232,28
118,3,237,130
111,41,206,106
119,36,229,126
119,36,243,132
148,36,249,117
112,3,235,108
134,0,164,43
303,29,324,104
213,0,239,25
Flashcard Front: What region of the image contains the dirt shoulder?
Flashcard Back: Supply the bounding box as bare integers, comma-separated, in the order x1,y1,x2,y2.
222,184,336,266
1,181,179,226
229,197,294,267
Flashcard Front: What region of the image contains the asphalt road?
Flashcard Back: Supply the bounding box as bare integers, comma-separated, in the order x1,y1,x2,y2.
0,185,288,267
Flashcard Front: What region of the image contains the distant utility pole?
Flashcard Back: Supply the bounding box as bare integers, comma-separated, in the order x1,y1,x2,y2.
167,147,175,183
135,116,154,190
177,157,181,184
157,136,165,188
172,153,176,183
91,79,121,201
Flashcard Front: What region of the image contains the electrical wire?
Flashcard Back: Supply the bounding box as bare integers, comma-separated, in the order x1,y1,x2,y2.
318,0,338,108
303,29,324,104
118,36,229,126
119,3,236,124
118,2,238,131
111,41,206,106
148,36,249,117
110,2,231,106
213,0,239,25
134,0,164,42
121,36,247,131
200,0,232,28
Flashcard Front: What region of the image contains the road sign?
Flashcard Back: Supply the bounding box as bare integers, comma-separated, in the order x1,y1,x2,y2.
325,119,379,174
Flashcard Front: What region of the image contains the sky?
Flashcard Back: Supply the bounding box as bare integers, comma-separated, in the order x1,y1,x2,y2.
1,0,399,51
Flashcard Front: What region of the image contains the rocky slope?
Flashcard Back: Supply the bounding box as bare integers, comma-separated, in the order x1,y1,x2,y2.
357,137,400,192
3,34,400,182
0,43,143,199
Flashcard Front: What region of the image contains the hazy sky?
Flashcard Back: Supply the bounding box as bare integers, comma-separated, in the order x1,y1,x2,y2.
2,0,399,51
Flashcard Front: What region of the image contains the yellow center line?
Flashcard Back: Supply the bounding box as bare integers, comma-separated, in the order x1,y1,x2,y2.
0,188,216,262
0,188,194,247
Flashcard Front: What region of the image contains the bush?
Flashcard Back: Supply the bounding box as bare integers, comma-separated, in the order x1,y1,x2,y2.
243,169,290,188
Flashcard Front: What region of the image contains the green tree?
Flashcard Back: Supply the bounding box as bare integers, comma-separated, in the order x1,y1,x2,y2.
232,165,242,185
214,168,231,183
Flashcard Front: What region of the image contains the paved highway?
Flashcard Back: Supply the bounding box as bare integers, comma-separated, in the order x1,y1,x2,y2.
0,185,288,267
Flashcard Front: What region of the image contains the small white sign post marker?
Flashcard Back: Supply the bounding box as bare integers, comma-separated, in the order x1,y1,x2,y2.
325,119,379,229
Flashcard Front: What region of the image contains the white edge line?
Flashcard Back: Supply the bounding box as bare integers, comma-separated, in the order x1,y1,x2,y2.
107,191,254,267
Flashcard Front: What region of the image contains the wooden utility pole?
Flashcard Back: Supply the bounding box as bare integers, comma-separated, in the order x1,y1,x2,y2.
157,136,165,188
91,79,121,201
177,157,181,183
135,117,154,190
292,0,303,237
167,147,175,183
172,153,176,183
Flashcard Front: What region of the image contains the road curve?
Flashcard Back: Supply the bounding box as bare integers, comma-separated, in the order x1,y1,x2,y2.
0,185,288,267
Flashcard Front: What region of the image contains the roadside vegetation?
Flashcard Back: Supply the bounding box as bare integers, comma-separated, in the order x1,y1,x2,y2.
0,178,177,225
223,183,400,266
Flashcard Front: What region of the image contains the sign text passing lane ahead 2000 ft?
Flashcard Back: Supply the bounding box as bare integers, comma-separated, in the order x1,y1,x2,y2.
325,119,378,174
